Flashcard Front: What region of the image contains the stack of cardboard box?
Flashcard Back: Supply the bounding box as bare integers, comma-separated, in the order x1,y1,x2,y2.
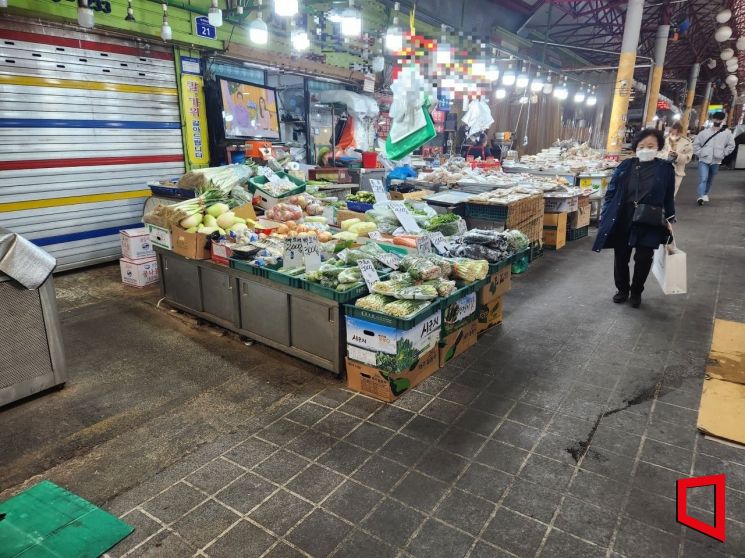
566,195,591,242
119,228,158,287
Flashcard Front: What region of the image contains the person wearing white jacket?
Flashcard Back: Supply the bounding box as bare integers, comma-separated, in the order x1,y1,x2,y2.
659,122,694,196
693,111,736,205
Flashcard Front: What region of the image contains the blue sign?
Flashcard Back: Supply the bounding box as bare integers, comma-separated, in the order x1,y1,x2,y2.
194,16,217,40
437,94,451,112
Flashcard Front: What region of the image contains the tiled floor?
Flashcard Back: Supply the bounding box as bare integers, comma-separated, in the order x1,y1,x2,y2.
98,170,743,557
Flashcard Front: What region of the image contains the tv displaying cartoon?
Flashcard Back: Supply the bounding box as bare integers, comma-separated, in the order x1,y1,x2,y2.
219,78,281,141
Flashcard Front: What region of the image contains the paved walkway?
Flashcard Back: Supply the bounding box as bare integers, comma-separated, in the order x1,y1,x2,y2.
3,170,744,557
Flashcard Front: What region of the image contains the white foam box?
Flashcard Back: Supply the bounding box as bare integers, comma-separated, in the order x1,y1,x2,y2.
146,223,172,250
345,314,441,373
120,257,159,287
120,227,155,260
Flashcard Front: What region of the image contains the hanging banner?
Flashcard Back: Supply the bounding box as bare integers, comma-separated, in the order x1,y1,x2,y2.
180,74,210,167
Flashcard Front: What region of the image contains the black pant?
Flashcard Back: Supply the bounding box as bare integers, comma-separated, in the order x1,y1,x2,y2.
614,246,654,294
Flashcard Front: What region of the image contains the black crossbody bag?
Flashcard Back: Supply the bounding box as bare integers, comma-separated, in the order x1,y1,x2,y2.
631,162,666,227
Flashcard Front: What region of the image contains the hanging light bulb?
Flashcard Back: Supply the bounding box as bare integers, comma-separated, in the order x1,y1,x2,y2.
208,0,223,27
160,2,172,41
530,71,544,92
77,0,95,28
249,1,269,44
715,26,733,42
291,28,310,51
275,0,298,17
125,0,135,21
495,88,507,99
341,0,362,37
573,87,586,103
516,72,530,89
0,0,8,8
554,78,568,100
472,60,487,76
385,2,403,52
586,86,597,106
502,63,516,86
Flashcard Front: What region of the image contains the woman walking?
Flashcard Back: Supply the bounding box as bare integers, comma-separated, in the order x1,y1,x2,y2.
593,129,676,308
660,122,693,196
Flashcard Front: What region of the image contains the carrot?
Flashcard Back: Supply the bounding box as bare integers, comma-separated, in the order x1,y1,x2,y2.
393,236,417,248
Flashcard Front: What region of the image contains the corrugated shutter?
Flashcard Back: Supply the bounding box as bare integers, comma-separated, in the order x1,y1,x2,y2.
0,21,185,270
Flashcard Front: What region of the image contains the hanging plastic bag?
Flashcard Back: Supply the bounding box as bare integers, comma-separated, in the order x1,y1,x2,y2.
461,98,494,137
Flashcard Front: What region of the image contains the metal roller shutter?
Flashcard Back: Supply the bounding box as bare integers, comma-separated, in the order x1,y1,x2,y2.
0,20,185,270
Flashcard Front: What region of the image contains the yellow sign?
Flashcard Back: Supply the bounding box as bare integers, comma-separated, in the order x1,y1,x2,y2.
181,74,210,167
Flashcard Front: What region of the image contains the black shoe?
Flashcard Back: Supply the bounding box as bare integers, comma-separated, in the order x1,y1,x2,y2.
630,293,642,308
697,198,704,206
613,291,629,303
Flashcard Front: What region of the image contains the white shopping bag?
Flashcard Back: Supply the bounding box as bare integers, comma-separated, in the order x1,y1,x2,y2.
652,238,687,294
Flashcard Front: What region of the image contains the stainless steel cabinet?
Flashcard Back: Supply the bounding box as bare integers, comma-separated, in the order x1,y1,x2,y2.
161,253,202,310
201,267,236,324
291,297,339,364
239,279,290,346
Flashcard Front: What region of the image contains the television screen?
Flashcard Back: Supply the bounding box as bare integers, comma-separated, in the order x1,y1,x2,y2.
219,78,281,141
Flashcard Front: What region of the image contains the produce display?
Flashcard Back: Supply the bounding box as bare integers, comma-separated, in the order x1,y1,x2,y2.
346,191,376,204
365,202,436,234
304,243,391,291
448,229,529,262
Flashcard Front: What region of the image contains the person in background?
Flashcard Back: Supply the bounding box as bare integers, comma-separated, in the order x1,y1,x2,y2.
593,129,675,309
693,111,735,205
659,122,693,197
461,133,493,159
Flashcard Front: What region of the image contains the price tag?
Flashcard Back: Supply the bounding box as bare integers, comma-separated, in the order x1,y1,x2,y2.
389,201,421,233
357,259,380,291
300,236,321,272
369,179,389,204
456,218,468,235
416,235,433,254
375,252,401,270
428,232,449,255
368,230,383,240
283,238,304,269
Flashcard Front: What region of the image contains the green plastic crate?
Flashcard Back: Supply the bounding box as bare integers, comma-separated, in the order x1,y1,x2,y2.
464,203,509,222
304,280,371,303
230,258,304,288
566,226,589,241
440,282,480,336
247,172,306,196
343,299,440,329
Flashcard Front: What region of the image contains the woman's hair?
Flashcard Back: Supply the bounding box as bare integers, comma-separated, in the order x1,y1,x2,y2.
631,128,665,151
670,122,683,133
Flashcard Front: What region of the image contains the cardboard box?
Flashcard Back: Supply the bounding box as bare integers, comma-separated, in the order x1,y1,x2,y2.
439,321,478,367
479,267,511,304
567,205,591,229
335,209,367,226
146,223,172,250
120,228,154,260
120,257,158,287
544,195,579,213
172,226,211,260
477,295,504,335
211,241,233,266
345,346,439,402
441,291,477,336
388,189,434,201
345,314,441,373
543,212,567,249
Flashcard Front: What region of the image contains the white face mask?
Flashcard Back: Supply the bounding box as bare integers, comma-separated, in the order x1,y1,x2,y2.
636,148,657,162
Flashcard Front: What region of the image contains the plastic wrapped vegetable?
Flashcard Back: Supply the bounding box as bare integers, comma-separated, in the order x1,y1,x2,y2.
393,284,439,300
338,267,363,284
372,276,414,296
451,258,489,282
355,293,394,311
504,229,530,252
424,213,463,236
266,203,303,222
382,299,430,318
454,244,503,262
424,278,457,297
428,254,453,278
399,255,442,280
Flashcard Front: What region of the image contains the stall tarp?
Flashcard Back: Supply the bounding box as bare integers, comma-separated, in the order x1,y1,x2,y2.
0,228,56,289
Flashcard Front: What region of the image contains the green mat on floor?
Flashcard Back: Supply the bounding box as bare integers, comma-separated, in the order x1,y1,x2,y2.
0,480,133,558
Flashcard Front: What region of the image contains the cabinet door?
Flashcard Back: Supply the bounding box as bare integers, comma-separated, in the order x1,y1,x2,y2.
161,253,202,310
239,279,290,345
201,267,235,323
290,297,338,364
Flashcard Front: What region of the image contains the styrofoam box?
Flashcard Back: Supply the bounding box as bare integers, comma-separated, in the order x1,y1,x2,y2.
146,223,172,250
120,257,159,287
120,227,155,260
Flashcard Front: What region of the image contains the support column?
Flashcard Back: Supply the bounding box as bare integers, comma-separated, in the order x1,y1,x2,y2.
644,23,670,127
697,81,713,129
606,0,645,152
680,63,700,133
728,95,736,127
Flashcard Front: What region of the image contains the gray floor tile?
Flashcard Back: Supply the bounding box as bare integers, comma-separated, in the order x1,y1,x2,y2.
256,419,308,446
286,464,345,503
322,480,383,523
284,401,331,426
317,440,371,475
205,520,275,558
252,450,310,484
503,478,563,523
580,448,636,482
263,542,305,558
312,388,354,409
331,529,397,558
434,488,495,536
392,471,449,513
469,540,515,558
313,411,363,439
632,461,681,500
506,401,555,430
540,528,608,558
482,506,548,557
108,509,161,557
474,439,530,474
555,496,618,547
519,453,575,491
285,430,337,460
415,446,470,483
170,499,240,549
624,488,679,535
368,405,415,429
352,454,408,492
214,472,276,514
141,482,207,524
568,469,628,511
437,383,480,405
590,424,644,457
337,395,384,419
185,459,245,495
378,434,430,466
392,390,434,412
224,437,278,469
286,508,352,557
361,497,425,548
406,518,475,558
436,427,488,459
470,393,516,417
534,431,580,465
640,438,693,474
401,415,450,443
492,419,542,450
127,530,196,557
452,408,503,437
420,398,465,423
456,463,513,503
248,489,314,536
613,517,680,558
344,422,395,452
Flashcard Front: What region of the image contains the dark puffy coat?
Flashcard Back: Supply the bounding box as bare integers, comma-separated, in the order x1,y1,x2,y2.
592,158,676,252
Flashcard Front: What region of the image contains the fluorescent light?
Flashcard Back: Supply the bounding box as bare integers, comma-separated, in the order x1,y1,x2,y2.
574,90,586,103
385,25,403,51
542,82,553,95
249,15,269,44
554,86,568,100
341,6,362,37
275,0,298,17
208,0,223,27
472,60,487,76
530,74,543,92
292,29,310,50
516,73,529,89
485,66,500,82
586,94,597,106
495,88,507,99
